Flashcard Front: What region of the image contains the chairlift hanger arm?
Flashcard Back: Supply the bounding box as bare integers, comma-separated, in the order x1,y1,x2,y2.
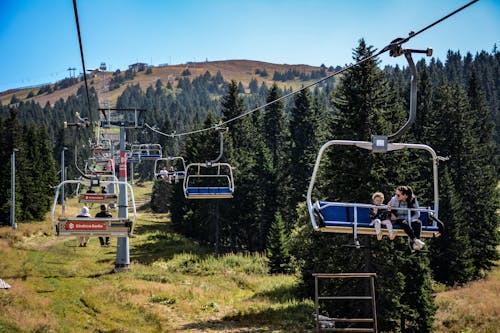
73,145,91,179
208,127,227,164
387,47,432,141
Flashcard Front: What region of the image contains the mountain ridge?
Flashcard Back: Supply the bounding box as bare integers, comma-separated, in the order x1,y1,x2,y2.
0,59,329,107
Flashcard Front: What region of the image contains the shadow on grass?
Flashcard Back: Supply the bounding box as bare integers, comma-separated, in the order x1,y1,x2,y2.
251,282,304,303
180,302,315,333
133,221,172,235
131,220,207,265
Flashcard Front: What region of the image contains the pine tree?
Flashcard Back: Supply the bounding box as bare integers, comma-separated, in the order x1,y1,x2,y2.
430,167,474,284
36,126,58,216
262,84,291,215
326,39,393,201
0,110,25,223
150,180,171,213
427,80,478,285
221,81,246,145
412,63,436,204
237,82,245,94
267,212,291,274
249,78,259,94
288,87,321,217
464,69,499,277
0,117,8,224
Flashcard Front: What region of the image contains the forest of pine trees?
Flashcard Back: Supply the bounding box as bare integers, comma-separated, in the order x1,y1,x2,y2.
0,109,58,223
0,42,498,332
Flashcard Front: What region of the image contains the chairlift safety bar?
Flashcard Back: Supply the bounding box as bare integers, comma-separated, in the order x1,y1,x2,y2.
307,140,439,232
51,179,137,236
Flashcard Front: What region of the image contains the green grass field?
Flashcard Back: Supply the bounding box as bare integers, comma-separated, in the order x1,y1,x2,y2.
0,182,498,332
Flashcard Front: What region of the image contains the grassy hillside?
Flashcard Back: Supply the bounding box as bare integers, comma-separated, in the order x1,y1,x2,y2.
0,182,313,333
0,182,498,332
0,60,326,108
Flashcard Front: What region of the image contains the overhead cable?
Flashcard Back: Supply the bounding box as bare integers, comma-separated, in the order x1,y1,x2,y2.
72,0,93,131
145,0,479,138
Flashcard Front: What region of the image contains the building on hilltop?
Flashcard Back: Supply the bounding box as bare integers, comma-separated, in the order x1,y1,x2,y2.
128,62,148,72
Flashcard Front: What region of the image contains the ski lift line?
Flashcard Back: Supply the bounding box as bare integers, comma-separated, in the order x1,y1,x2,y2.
72,0,93,131
145,58,372,138
383,0,479,51
145,0,478,139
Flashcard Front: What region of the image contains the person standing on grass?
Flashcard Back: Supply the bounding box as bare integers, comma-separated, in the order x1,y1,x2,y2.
76,206,90,247
96,204,112,247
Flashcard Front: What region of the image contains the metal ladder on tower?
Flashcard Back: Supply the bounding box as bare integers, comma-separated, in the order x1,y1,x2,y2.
314,273,377,333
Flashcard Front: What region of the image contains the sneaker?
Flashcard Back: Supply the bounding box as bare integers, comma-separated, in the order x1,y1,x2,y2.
376,233,383,241
414,239,425,248
412,242,422,251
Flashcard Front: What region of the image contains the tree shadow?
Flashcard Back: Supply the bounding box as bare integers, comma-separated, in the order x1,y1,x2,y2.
179,303,315,332
250,282,304,303
132,221,168,235
130,220,208,265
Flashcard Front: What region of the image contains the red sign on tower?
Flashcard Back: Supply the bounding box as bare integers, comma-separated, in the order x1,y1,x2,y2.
119,151,127,178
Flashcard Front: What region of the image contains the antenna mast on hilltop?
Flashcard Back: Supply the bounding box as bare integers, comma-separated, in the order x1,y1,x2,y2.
99,62,109,109
67,67,76,78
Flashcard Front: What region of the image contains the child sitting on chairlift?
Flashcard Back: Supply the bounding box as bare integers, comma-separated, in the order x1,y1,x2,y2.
369,192,395,241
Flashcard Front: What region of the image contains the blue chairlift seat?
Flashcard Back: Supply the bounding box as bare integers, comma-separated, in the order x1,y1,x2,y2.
316,202,440,238
140,154,162,160
186,186,233,199
183,162,235,200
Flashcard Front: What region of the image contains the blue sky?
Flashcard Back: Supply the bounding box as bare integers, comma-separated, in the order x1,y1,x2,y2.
0,0,498,92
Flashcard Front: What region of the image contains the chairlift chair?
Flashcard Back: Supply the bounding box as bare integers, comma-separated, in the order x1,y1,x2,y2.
307,47,444,244
78,175,119,204
138,143,162,160
182,126,235,199
154,156,187,182
307,139,443,242
52,179,137,237
183,162,235,199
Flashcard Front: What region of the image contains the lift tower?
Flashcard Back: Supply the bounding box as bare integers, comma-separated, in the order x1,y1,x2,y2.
99,107,146,270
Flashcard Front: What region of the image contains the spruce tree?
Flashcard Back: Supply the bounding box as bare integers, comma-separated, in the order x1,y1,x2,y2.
267,212,291,274
220,81,273,251
0,117,8,224
262,84,290,226
36,126,58,216
427,80,477,285
288,87,320,217
0,110,25,223
150,180,171,213
249,78,259,94
464,69,499,277
430,166,474,284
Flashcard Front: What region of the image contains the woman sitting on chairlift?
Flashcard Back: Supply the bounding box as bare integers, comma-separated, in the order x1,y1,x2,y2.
388,185,425,251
